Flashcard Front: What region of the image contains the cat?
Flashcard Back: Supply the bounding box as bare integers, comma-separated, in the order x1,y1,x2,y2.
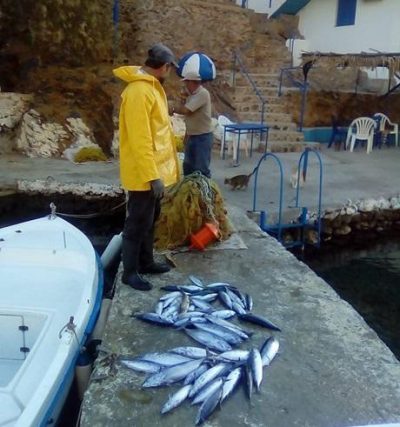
290,166,306,189
224,167,257,190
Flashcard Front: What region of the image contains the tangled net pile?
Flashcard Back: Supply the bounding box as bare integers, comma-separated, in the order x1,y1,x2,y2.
154,172,233,250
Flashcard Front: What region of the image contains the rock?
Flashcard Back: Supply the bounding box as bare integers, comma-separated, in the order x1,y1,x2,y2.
111,130,119,159
305,229,318,244
390,196,400,210
16,109,68,158
376,197,390,210
323,210,339,221
334,225,352,236
0,93,32,132
358,199,377,212
350,213,361,224
65,117,96,147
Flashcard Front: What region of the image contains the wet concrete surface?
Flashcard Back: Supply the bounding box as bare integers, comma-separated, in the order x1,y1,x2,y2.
80,207,400,427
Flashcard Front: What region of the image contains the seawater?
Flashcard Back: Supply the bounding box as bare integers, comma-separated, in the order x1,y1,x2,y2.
305,238,400,360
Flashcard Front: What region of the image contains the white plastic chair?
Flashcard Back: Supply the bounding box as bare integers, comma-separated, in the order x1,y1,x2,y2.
218,115,249,162
373,113,399,147
346,117,376,154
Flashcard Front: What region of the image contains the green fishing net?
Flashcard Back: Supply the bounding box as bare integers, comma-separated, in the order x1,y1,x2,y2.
154,172,233,250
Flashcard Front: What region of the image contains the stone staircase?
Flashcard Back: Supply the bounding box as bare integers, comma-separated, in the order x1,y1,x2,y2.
230,28,309,152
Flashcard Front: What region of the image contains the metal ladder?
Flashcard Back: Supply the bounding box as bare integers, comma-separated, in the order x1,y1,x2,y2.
252,148,323,249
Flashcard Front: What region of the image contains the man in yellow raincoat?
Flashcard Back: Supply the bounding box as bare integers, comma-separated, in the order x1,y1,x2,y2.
113,43,180,291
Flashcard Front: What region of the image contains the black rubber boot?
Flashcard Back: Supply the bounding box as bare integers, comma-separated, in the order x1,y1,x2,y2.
138,262,171,274
121,271,153,291
121,239,153,291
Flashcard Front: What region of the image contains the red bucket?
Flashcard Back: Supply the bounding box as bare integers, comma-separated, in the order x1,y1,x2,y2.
189,223,220,251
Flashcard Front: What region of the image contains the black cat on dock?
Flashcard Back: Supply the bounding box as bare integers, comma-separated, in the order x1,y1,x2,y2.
224,167,258,190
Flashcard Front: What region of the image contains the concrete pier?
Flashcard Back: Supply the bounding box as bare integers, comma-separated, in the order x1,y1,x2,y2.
80,207,400,427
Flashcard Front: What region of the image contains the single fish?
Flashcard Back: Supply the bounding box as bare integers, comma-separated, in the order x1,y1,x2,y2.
218,291,233,309
173,318,191,329
244,365,253,400
238,313,281,332
155,301,164,316
191,377,224,405
260,336,280,366
184,328,232,353
226,288,246,310
245,293,253,311
181,285,205,293
143,358,204,388
135,313,174,326
119,359,161,374
232,301,247,315
189,363,231,398
162,300,181,319
216,350,249,362
178,311,206,320
161,383,192,414
195,387,222,426
184,363,210,385
248,348,263,392
160,291,182,301
210,310,236,319
169,346,208,359
191,293,218,302
189,275,204,288
139,352,193,367
179,292,190,314
206,282,233,288
205,315,251,339
194,323,244,346
221,367,242,402
191,298,214,312
161,295,181,310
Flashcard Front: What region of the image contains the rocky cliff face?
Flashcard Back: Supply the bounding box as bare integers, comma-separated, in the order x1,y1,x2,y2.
0,0,116,156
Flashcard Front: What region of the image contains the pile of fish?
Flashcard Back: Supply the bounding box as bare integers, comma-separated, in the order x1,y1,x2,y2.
122,276,281,425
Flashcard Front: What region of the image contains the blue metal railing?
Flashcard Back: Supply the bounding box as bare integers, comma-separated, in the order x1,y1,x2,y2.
278,66,305,96
252,148,323,249
278,66,311,132
294,148,323,248
252,153,284,242
232,50,267,124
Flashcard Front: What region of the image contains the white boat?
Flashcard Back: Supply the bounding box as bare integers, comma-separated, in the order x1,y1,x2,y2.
0,214,102,427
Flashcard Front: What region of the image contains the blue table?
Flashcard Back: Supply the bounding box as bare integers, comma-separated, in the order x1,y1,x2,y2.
222,123,269,165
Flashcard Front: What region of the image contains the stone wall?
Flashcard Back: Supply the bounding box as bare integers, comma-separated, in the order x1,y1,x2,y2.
285,91,400,127
118,0,252,71
0,0,113,71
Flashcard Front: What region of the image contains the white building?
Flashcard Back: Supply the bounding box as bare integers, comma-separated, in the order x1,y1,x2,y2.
262,0,400,59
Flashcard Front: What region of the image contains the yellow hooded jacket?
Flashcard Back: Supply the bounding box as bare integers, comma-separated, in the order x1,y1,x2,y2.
113,66,179,191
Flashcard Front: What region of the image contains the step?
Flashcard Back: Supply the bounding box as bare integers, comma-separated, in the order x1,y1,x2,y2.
235,102,287,114
235,74,280,88
233,85,279,97
238,110,293,124
231,92,283,105
248,65,292,74
267,130,304,142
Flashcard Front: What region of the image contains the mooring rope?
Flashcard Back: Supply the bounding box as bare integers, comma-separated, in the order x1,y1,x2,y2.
49,201,126,220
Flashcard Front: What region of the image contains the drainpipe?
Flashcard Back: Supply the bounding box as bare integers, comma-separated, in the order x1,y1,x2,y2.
113,0,120,59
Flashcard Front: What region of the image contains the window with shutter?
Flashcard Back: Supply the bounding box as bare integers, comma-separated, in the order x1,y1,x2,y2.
336,0,357,27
